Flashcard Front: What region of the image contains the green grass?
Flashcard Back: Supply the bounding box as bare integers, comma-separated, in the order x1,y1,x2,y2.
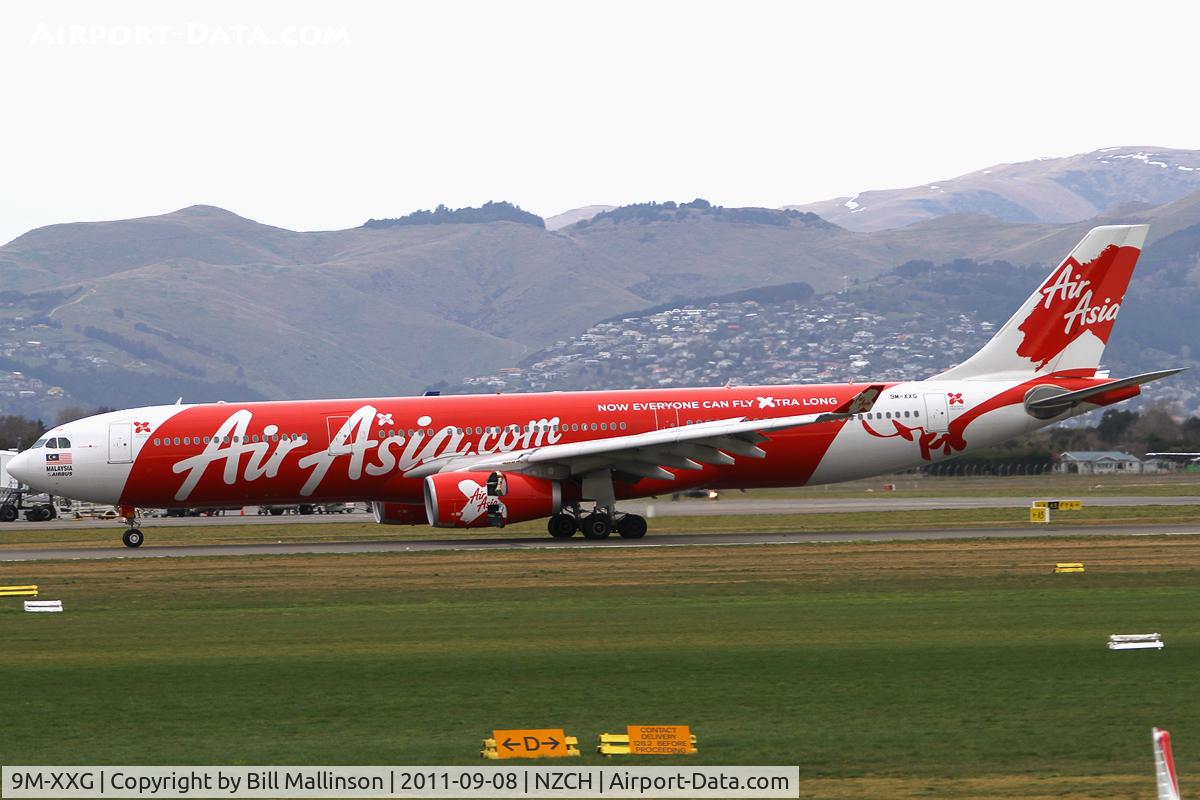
0,538,1196,798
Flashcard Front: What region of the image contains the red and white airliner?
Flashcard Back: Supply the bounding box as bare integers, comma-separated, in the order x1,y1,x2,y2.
7,225,1181,547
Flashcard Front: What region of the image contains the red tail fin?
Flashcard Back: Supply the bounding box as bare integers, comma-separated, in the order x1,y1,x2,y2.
935,225,1148,380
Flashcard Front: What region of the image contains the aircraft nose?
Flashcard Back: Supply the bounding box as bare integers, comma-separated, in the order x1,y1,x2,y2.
7,449,36,487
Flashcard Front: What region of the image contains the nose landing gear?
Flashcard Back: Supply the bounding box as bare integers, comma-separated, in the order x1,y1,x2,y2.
120,506,143,548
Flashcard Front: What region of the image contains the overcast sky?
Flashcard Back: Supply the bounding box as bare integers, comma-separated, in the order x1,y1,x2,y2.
2,0,1196,244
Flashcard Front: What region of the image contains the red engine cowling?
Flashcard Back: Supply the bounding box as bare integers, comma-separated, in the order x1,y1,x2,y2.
370,501,428,525
424,471,561,528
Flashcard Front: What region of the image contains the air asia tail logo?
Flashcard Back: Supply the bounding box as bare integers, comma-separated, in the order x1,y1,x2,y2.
1016,244,1136,369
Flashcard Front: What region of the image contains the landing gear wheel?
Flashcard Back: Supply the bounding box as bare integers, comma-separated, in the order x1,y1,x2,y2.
269,507,285,516
298,504,315,515
617,514,648,539
122,529,144,548
547,514,578,539
0,506,17,523
580,513,612,540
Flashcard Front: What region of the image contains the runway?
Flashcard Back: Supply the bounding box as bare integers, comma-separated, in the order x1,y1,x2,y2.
3,523,1198,562
2,495,1197,531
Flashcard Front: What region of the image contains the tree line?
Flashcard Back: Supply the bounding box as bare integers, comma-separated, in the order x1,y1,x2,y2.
924,407,1200,475
0,406,114,450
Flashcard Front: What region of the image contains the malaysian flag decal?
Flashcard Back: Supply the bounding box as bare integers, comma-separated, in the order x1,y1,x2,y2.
45,452,72,464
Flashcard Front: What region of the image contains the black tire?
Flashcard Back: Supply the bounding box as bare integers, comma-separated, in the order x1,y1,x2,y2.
299,504,315,515
547,514,577,539
617,514,648,539
41,504,57,521
268,507,285,516
122,529,144,548
0,505,17,523
25,507,47,522
580,513,611,540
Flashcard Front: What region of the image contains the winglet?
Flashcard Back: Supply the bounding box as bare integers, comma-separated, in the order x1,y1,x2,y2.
836,384,885,415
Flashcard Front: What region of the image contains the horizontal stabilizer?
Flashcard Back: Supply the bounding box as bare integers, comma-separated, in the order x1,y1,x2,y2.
1025,368,1186,416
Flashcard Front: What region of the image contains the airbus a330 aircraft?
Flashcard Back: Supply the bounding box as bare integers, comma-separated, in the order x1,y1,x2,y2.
7,224,1182,547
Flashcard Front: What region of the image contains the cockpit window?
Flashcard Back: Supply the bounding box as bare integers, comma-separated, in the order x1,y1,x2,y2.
30,438,48,448
57,438,71,448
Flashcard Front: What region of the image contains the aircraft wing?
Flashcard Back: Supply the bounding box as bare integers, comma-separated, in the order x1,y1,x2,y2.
404,384,884,480
1145,452,1200,461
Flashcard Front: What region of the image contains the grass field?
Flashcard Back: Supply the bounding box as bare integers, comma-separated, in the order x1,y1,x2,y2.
1,536,1195,799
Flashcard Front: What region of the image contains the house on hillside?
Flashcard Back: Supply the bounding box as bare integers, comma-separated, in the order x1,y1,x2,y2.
1054,451,1153,475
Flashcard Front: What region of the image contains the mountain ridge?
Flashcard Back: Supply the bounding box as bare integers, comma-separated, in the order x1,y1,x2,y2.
3,157,1200,417
786,146,1200,232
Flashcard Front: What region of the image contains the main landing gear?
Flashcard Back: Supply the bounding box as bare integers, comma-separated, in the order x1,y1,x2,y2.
546,469,651,541
120,505,143,548
546,507,648,541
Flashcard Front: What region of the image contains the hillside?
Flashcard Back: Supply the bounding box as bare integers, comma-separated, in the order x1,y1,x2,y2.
544,205,616,230
0,201,998,413
2,182,1200,417
789,147,1200,231
451,249,1200,414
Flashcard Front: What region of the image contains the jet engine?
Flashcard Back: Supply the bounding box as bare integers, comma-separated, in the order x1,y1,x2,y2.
423,471,562,528
370,501,429,525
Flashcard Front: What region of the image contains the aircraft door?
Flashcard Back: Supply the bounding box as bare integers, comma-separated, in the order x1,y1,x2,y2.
108,423,133,464
924,393,950,433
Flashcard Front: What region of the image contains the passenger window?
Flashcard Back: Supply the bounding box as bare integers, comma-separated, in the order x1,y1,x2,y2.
174,437,181,445
153,438,160,446
620,422,627,430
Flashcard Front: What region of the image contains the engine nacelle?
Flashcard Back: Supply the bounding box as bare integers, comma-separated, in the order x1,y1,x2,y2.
370,501,428,525
423,471,561,528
